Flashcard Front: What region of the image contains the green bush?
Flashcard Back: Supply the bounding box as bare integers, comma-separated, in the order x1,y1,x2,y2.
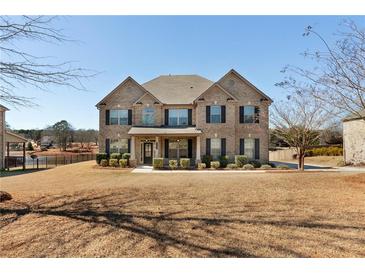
96,153,108,164
202,155,213,168
260,164,272,170
197,162,206,169
218,155,229,168
235,155,248,167
243,164,255,170
227,163,238,169
110,153,121,160
119,159,128,168
277,164,290,170
211,161,220,169
122,153,131,159
268,162,276,168
180,158,190,169
100,159,108,167
153,158,164,169
169,159,178,170
249,160,262,168
109,158,119,167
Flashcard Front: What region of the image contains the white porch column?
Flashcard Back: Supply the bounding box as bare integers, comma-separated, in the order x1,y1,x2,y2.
130,136,136,160
196,136,201,161
155,136,159,157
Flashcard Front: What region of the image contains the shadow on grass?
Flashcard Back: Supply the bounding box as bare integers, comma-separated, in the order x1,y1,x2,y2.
0,168,47,178
1,191,364,257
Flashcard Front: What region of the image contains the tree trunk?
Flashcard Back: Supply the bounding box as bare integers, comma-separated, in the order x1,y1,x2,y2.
298,150,305,171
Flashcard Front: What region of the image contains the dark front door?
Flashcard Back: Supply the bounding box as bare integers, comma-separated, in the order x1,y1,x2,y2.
143,143,153,164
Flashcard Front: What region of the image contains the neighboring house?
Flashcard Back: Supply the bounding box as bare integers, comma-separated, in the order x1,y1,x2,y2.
343,111,365,165
0,104,27,170
96,69,272,165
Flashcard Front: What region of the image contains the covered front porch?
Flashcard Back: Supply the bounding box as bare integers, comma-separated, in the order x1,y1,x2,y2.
128,127,202,165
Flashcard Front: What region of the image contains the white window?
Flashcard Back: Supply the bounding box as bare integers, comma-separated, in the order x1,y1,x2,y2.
168,139,188,159
110,110,128,125
142,108,155,125
210,106,221,123
244,106,255,123
169,109,188,126
110,139,129,154
244,138,255,159
211,138,221,159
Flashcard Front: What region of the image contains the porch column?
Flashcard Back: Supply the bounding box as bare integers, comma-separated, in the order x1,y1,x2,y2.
196,136,201,161
130,136,136,160
155,136,159,157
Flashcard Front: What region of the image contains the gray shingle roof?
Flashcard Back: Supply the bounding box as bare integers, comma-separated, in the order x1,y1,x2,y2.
142,75,213,104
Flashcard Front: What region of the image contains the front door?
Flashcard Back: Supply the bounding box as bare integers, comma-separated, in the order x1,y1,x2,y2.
143,143,153,164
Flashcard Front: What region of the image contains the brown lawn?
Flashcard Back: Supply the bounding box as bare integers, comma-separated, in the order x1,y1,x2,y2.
0,161,365,258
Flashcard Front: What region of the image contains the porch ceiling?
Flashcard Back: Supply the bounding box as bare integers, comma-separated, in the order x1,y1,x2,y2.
128,127,202,136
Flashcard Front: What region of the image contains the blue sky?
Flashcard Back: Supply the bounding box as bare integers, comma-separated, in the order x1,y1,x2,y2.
5,16,364,129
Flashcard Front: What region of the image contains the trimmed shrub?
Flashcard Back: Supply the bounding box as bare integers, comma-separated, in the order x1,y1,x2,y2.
197,162,206,170
202,155,213,168
268,162,276,168
153,158,164,169
227,163,238,169
235,155,248,168
260,164,272,170
109,158,119,167
100,159,108,167
243,164,255,170
169,160,178,170
96,153,108,164
180,158,190,169
249,160,262,168
119,159,128,168
218,155,229,168
277,164,290,170
110,153,121,160
122,153,131,160
211,161,220,169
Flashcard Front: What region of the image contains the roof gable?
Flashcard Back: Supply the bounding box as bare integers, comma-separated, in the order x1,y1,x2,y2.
218,69,273,103
194,83,238,102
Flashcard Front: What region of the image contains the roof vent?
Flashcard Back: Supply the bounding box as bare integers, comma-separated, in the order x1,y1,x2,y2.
190,86,193,89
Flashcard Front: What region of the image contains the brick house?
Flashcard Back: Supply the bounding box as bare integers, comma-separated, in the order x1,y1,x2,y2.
96,69,272,165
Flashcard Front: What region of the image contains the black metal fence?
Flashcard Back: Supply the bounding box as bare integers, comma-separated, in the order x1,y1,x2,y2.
26,154,96,170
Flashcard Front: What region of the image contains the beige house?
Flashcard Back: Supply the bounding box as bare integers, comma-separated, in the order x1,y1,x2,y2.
96,69,272,165
0,104,27,170
343,111,365,165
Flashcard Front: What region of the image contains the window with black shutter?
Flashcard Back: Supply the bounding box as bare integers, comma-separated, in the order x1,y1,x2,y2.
164,139,169,158
254,106,260,123
206,138,211,155
206,106,211,123
239,106,244,123
164,109,169,126
221,138,226,156
221,105,226,123
128,109,132,125
188,139,193,158
105,138,110,155
240,138,245,155
255,138,260,159
105,110,110,125
188,109,192,125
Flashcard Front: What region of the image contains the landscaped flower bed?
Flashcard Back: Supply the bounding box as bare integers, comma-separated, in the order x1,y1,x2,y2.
95,152,136,169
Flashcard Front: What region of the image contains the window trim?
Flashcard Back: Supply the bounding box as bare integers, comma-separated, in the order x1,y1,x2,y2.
210,105,222,124
168,109,189,126
210,138,221,159
142,107,155,126
110,138,129,154
109,109,129,125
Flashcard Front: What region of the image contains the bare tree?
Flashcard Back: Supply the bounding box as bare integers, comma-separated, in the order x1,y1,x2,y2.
278,20,365,120
271,94,333,170
0,16,94,107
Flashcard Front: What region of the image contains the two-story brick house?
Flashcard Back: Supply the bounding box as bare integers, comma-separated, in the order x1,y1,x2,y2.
96,69,272,165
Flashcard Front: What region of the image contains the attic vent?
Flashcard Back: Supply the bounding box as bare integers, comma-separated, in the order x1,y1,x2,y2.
190,86,193,89
136,102,143,105
227,97,234,101
198,98,205,101
154,101,159,104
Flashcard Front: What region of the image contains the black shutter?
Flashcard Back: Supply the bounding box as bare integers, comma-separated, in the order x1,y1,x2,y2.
105,138,110,155
239,106,244,123
164,139,169,158
240,138,245,155
105,110,110,125
128,109,132,125
206,138,211,156
128,139,131,153
221,138,226,156
255,138,260,159
206,106,210,123
165,109,169,126
188,109,192,125
221,105,226,123
188,139,193,158
255,106,260,123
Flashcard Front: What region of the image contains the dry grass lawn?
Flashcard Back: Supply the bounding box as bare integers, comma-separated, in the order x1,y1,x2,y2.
1,161,365,258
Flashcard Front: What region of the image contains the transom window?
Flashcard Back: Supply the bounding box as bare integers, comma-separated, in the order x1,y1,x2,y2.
110,109,128,125
110,139,129,154
168,139,188,159
169,109,188,126
211,138,221,159
210,106,221,123
142,108,155,126
244,138,255,159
